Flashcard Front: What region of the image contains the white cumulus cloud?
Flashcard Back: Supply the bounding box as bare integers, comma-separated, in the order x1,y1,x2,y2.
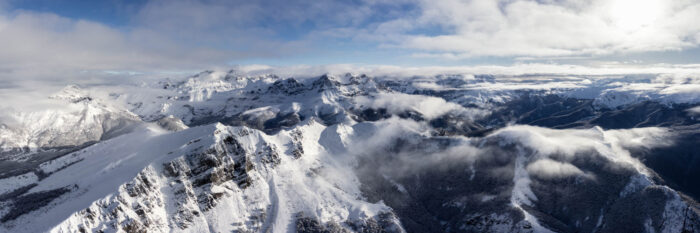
375,0,700,58
355,92,486,119
526,158,586,179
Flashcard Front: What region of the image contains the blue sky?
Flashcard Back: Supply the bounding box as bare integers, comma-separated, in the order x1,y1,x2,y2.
1,0,700,81
8,0,144,26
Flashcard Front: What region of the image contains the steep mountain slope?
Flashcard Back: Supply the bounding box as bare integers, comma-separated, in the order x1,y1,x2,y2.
0,85,140,180
0,71,699,232
0,85,139,153
2,120,404,233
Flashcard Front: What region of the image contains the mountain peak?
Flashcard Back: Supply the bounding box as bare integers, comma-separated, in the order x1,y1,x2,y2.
311,74,341,90
49,85,93,103
267,78,305,95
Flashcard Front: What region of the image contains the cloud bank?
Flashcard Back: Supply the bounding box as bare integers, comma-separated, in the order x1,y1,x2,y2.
526,158,586,179
355,92,486,119
389,0,700,58
1,0,700,87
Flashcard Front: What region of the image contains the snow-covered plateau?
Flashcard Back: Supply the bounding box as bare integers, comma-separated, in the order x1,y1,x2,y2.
0,70,699,233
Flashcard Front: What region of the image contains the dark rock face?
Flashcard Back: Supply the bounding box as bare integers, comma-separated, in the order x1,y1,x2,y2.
288,129,304,159
268,78,306,95
296,216,350,233
598,186,683,233
348,74,372,85
464,94,596,130
630,125,700,200
429,113,486,137
354,135,700,233
263,112,302,133
62,129,265,232
258,143,281,165
476,94,700,131
211,134,253,189
352,108,391,122
590,102,698,129
356,138,524,233
350,108,426,124
312,74,342,92
122,219,147,233
295,212,403,233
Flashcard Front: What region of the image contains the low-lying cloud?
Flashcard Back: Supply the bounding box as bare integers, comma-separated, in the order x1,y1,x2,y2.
490,125,675,179
526,158,586,179
687,106,700,116
355,92,486,120
343,119,677,182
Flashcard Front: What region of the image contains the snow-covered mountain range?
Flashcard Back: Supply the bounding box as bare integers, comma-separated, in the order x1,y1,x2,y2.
0,70,699,232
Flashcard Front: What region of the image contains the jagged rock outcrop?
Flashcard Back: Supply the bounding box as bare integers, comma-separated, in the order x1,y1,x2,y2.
1,71,700,233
